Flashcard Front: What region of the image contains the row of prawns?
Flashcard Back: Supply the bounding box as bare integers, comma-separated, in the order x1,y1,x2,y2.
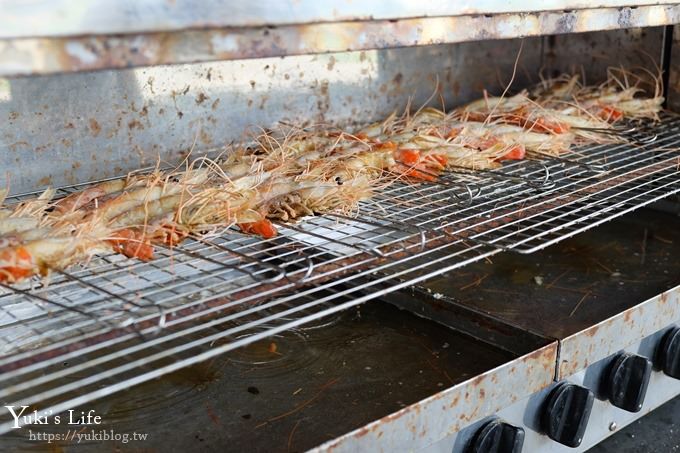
0,68,663,283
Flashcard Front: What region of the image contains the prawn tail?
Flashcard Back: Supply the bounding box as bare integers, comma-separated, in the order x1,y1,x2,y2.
394,149,445,182
107,228,155,261
238,219,278,239
0,246,35,283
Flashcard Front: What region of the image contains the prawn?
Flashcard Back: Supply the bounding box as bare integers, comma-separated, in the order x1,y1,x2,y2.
53,178,130,214
0,236,105,282
0,68,666,282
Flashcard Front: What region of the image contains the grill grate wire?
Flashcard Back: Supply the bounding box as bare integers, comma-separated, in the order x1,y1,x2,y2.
0,115,679,432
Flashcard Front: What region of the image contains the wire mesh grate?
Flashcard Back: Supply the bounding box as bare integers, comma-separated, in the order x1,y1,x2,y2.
0,114,679,432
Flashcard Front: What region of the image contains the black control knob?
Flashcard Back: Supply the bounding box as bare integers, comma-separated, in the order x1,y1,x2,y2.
541,381,594,448
604,352,651,412
467,418,524,453
656,325,680,379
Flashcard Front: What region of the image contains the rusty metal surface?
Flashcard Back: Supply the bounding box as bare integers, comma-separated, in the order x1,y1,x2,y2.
0,299,529,452
0,1,676,40
0,27,663,195
412,207,680,376
542,26,666,81
427,324,680,452
0,5,678,77
558,285,680,377
0,38,548,195
337,209,680,452
313,342,557,453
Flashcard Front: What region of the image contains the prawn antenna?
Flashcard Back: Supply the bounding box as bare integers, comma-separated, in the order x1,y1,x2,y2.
485,39,524,126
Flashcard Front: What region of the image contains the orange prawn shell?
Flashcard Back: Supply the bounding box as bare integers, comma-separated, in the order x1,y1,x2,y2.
107,229,155,261
0,246,35,282
238,219,278,239
596,105,624,122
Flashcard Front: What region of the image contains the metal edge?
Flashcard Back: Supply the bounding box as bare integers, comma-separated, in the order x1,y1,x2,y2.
0,1,676,40
382,284,552,356
666,24,680,111
430,323,680,452
310,342,558,452
558,283,680,378
1,5,679,77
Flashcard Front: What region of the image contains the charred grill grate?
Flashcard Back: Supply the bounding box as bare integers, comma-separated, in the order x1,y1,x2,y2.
0,114,679,432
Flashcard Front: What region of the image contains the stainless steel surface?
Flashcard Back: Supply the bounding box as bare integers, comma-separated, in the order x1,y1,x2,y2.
385,286,551,356
0,206,674,451
0,115,678,436
0,27,663,196
413,206,680,373
320,206,680,451
425,323,680,453
314,343,557,453
559,287,680,378
2,0,675,39
588,396,680,452
0,300,529,452
1,10,679,449
395,208,680,451
0,5,677,76
0,39,545,195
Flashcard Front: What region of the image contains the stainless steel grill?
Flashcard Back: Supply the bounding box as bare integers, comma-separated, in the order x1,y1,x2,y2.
1,110,679,434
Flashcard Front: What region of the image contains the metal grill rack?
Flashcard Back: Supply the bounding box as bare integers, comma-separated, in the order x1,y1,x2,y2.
1,114,679,433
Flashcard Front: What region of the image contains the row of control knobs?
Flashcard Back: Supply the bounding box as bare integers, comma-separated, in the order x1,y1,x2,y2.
468,325,680,452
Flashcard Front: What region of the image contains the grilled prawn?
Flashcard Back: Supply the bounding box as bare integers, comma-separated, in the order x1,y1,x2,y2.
0,67,665,283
